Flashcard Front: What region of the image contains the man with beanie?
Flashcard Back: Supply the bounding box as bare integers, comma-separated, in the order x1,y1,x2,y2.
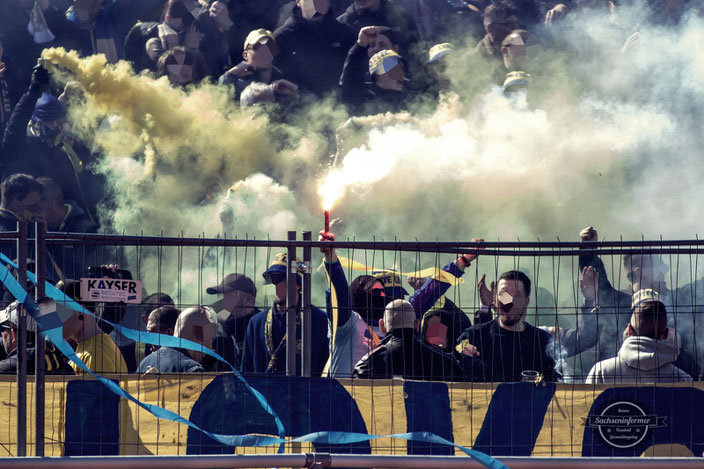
353,299,465,380
241,253,329,375
320,229,482,377
2,65,102,221
585,290,691,384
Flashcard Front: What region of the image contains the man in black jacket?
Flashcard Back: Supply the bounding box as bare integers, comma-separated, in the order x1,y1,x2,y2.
0,0,81,86
354,299,466,381
456,270,559,382
337,0,419,56
273,0,355,96
339,26,409,115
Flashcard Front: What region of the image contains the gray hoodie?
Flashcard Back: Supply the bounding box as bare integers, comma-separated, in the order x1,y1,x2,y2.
585,336,692,384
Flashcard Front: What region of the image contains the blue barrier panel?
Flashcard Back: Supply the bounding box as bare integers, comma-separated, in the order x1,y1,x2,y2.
473,382,556,456
186,374,371,455
403,381,454,455
582,386,704,457
65,380,121,456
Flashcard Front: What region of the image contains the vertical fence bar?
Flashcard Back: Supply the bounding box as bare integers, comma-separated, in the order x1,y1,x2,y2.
301,231,312,378
16,221,27,456
286,231,298,376
34,221,46,456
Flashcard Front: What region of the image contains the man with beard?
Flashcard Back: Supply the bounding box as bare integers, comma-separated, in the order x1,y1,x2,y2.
319,230,482,377
456,270,559,382
241,253,329,375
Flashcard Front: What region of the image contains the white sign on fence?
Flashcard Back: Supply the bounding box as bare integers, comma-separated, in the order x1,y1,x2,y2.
80,278,143,303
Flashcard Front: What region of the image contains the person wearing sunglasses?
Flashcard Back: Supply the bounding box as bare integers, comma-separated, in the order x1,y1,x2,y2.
240,252,330,376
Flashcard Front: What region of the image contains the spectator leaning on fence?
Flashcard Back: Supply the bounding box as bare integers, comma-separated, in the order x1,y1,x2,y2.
456,270,559,382
241,252,330,375
353,299,466,380
585,290,692,384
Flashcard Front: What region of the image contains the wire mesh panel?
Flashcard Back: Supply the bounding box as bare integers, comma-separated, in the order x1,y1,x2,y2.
0,234,703,458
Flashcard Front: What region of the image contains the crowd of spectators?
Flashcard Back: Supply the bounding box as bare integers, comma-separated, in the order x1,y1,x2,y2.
0,221,694,385
0,0,699,384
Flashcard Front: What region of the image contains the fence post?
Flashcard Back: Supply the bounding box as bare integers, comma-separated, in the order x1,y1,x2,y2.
286,231,298,376
34,221,46,456
301,231,312,378
16,221,27,456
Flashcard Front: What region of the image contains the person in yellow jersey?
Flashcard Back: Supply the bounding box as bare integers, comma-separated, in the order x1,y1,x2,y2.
56,279,127,374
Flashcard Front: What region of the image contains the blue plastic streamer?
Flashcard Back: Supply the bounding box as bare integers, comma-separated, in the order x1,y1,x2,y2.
0,256,286,451
0,256,505,468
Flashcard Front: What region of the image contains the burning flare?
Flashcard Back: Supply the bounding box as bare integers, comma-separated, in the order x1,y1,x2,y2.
317,169,345,211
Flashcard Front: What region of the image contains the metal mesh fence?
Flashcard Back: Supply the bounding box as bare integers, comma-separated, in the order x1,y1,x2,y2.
0,229,703,458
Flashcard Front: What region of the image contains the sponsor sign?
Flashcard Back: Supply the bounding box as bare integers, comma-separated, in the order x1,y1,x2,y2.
584,401,667,449
80,278,142,303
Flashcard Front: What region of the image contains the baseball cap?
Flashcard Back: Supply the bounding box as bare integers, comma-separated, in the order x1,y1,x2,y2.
262,252,304,285
369,49,404,77
372,270,408,298
631,289,662,310
502,70,531,90
0,301,36,332
206,273,257,297
244,29,279,55
426,43,453,64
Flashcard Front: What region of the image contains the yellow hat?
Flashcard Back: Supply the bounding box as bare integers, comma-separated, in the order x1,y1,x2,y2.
372,269,409,297
631,289,661,310
427,43,453,64
244,29,275,50
263,252,305,284
502,70,531,90
369,49,403,76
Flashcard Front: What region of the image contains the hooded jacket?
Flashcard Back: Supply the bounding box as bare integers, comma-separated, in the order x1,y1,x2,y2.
585,336,691,384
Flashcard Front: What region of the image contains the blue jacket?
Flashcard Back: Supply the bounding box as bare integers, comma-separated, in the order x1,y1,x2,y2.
241,302,329,376
137,346,204,373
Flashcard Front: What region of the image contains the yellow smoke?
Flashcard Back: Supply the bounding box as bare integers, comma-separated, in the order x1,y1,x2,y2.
41,47,277,189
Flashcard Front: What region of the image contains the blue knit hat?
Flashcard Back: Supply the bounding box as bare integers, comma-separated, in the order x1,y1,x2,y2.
32,93,64,122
